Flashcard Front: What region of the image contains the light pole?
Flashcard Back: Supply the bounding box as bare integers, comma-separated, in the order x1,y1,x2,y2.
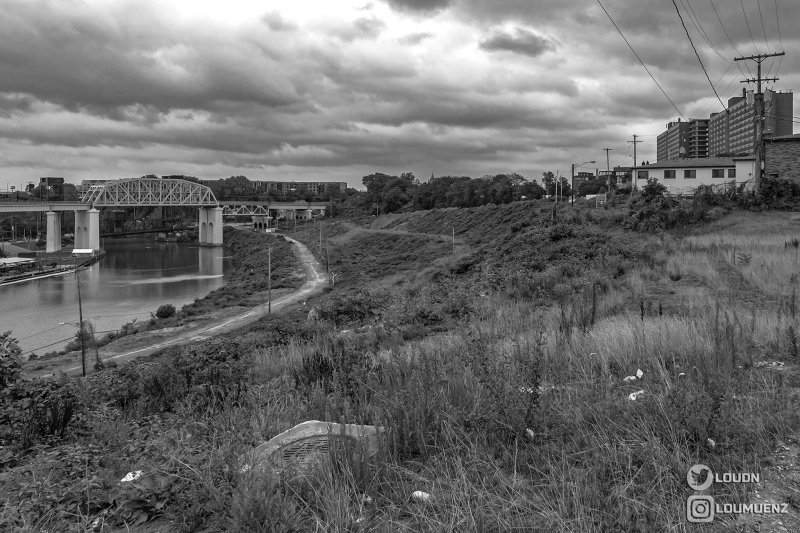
571,160,596,206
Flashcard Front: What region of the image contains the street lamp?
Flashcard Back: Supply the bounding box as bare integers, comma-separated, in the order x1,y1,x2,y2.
571,160,596,206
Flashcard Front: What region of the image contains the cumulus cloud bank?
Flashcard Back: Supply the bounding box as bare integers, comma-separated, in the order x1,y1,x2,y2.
0,0,796,185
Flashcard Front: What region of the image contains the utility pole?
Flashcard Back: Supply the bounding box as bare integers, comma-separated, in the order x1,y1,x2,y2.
628,135,642,190
268,246,271,315
602,148,613,173
75,262,86,376
735,51,785,195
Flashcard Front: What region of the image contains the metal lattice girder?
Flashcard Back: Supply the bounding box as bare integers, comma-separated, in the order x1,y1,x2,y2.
81,178,218,206
221,205,269,217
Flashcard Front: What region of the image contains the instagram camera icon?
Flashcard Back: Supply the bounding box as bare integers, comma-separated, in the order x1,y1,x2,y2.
687,494,715,523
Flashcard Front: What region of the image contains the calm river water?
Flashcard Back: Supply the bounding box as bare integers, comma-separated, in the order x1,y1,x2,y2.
0,238,234,356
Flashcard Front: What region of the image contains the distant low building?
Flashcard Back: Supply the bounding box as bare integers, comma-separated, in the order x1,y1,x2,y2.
598,166,633,190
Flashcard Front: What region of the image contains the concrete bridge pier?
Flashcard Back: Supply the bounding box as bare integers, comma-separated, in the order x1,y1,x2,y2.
199,207,223,245
251,215,271,230
74,209,101,250
87,208,100,249
46,211,62,253
74,210,87,248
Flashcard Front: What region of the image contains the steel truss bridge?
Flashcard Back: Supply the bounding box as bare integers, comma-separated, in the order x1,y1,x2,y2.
0,178,330,252
81,178,218,206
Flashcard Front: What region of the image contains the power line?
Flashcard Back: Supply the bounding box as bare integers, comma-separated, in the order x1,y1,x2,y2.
773,0,784,77
596,0,686,120
755,0,771,52
672,0,727,112
709,0,753,77
22,329,118,356
681,0,728,61
740,0,760,54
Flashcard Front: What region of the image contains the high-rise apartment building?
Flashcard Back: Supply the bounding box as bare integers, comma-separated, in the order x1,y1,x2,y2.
687,119,709,158
657,120,689,161
706,89,793,157
656,119,708,161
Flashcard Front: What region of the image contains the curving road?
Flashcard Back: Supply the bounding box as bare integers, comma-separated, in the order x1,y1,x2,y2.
32,236,327,377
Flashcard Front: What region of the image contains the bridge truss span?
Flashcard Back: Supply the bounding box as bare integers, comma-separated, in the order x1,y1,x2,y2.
222,204,269,217
81,178,218,207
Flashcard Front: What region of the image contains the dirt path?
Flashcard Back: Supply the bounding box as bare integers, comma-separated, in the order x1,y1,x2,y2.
26,236,327,378
329,221,471,256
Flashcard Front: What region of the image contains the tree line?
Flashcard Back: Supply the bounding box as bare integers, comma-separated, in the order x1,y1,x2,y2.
359,171,610,214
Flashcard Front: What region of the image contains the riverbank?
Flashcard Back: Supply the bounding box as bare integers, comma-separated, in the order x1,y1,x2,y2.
21,229,317,377
0,250,105,286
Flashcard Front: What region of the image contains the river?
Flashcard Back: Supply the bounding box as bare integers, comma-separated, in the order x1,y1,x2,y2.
0,238,234,356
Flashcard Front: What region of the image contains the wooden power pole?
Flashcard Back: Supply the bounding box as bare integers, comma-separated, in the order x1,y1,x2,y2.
76,263,86,376
628,135,642,190
734,51,785,194
602,148,613,173
268,246,271,315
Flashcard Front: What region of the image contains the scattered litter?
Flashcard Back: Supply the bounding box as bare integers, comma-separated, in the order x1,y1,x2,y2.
623,375,637,383
120,470,143,483
678,373,686,378
628,390,645,401
355,517,366,524
362,495,373,505
589,352,597,357
707,438,716,449
239,463,251,474
636,368,644,379
518,386,536,394
339,329,352,335
411,491,432,503
754,361,786,368
525,428,535,441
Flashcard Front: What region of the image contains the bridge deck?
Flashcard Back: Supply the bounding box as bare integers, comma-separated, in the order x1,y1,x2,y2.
0,202,92,213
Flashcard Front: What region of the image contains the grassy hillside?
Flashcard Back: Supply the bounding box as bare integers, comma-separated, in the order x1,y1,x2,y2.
2,203,800,531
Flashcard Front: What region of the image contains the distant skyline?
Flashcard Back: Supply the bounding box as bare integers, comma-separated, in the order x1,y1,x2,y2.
0,0,797,188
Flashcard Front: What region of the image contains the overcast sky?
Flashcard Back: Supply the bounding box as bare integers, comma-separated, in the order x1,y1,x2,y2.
1,0,797,188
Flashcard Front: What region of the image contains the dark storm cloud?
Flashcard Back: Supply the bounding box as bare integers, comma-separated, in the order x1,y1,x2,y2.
386,0,453,14
480,28,555,58
0,2,303,115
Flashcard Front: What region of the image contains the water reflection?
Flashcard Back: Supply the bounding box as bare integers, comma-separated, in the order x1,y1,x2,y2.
0,238,232,355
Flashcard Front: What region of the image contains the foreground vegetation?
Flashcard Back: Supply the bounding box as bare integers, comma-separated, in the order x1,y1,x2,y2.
2,198,800,531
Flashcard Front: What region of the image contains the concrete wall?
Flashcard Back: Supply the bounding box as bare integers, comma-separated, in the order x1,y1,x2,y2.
765,139,800,182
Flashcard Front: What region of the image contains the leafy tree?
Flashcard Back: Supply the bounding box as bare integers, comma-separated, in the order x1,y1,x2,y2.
642,177,668,203
62,183,79,201
362,172,417,213
578,179,608,196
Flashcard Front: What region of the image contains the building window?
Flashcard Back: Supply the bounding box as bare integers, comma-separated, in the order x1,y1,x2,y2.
684,170,696,179
637,170,649,180
664,170,676,179
712,169,725,178
728,169,736,178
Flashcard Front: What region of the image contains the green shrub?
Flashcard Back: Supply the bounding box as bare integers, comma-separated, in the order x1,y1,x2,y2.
155,304,176,319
